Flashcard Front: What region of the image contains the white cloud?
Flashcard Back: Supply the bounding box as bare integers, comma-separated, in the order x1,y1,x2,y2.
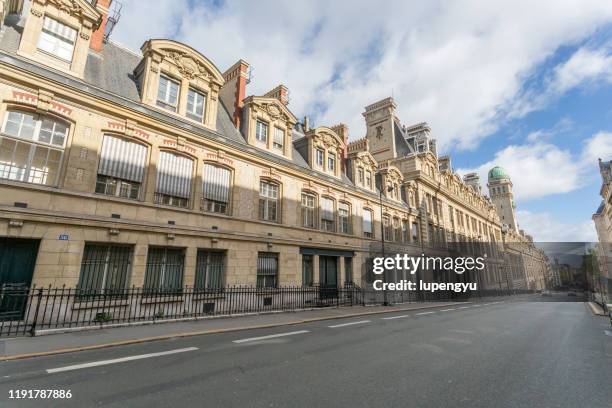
516,210,597,242
510,45,612,117
458,141,581,201
458,130,612,202
551,47,612,94
582,131,612,163
457,130,611,242
110,0,612,150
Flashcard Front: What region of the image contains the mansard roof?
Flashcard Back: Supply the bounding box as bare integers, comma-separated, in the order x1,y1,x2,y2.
0,17,405,210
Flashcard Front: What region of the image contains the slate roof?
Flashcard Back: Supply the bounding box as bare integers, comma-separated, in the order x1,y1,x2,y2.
0,14,405,208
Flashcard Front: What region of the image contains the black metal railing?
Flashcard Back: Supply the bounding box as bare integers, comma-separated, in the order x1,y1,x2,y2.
0,284,526,337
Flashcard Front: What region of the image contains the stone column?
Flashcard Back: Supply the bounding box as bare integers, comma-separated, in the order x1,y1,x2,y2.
337,256,345,287
313,255,320,285
183,246,197,287
130,244,149,287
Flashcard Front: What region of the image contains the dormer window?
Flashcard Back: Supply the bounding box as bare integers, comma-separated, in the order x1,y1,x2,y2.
315,149,324,167
328,153,336,172
186,88,206,122
157,75,180,112
37,17,77,62
366,170,372,188
256,120,268,143
273,127,284,150
358,168,364,185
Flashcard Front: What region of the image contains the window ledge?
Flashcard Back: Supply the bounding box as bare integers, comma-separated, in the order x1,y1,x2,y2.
140,294,184,304
72,299,130,310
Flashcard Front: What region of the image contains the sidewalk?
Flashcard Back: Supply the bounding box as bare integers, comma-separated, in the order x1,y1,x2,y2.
0,301,462,360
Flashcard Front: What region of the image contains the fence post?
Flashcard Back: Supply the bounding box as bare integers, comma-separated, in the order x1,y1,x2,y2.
30,288,43,337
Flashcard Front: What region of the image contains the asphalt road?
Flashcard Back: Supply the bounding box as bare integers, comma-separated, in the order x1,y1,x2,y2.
0,299,610,408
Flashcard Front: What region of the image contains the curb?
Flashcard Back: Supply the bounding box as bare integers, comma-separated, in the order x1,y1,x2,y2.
585,301,607,316
0,301,467,361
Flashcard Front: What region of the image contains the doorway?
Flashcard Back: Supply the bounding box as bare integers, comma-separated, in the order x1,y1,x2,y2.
0,238,40,321
319,256,338,299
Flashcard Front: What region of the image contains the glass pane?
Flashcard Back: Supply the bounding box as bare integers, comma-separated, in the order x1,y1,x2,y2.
0,138,16,162
187,90,195,112
20,113,36,140
51,122,67,146
157,76,168,101
168,81,179,105
31,145,48,168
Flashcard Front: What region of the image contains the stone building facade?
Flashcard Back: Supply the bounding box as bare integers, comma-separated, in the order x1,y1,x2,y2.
593,159,612,305
0,0,547,294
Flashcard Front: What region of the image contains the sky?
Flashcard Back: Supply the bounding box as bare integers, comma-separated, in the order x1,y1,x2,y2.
110,0,612,242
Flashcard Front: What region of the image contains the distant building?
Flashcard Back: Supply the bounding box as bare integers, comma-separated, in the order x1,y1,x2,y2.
592,159,612,306
487,166,519,233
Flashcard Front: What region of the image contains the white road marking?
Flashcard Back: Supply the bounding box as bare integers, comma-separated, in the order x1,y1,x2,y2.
415,311,435,316
328,320,371,328
605,330,612,337
458,306,470,309
46,347,198,374
233,330,310,343
472,304,482,307
439,308,456,312
482,303,493,305
382,315,410,320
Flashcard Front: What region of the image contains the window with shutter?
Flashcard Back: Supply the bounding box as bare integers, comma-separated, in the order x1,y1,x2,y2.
202,164,231,214
154,151,193,208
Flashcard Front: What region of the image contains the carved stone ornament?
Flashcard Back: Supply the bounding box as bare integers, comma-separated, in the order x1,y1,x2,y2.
44,0,84,17
163,50,211,81
266,103,282,119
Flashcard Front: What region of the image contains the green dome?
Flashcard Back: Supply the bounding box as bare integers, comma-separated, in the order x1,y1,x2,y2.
488,166,509,180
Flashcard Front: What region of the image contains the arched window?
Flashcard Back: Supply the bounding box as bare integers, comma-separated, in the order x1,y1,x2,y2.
202,163,232,214
301,191,316,228
383,215,392,241
393,217,401,242
259,179,280,222
338,202,351,234
0,110,68,186
363,208,373,238
96,134,147,199
154,151,193,208
320,196,335,232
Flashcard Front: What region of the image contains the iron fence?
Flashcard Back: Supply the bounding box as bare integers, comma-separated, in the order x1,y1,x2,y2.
0,284,523,337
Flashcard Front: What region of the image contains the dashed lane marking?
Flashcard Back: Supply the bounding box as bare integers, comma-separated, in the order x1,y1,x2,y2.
381,315,410,320
328,320,371,328
233,330,310,344
46,347,198,374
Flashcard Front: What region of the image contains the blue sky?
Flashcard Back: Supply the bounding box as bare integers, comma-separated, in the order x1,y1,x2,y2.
111,0,612,241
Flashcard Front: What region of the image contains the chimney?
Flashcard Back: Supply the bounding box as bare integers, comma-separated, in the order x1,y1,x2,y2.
220,59,250,128
330,123,349,171
264,85,289,105
303,116,310,132
90,0,111,53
